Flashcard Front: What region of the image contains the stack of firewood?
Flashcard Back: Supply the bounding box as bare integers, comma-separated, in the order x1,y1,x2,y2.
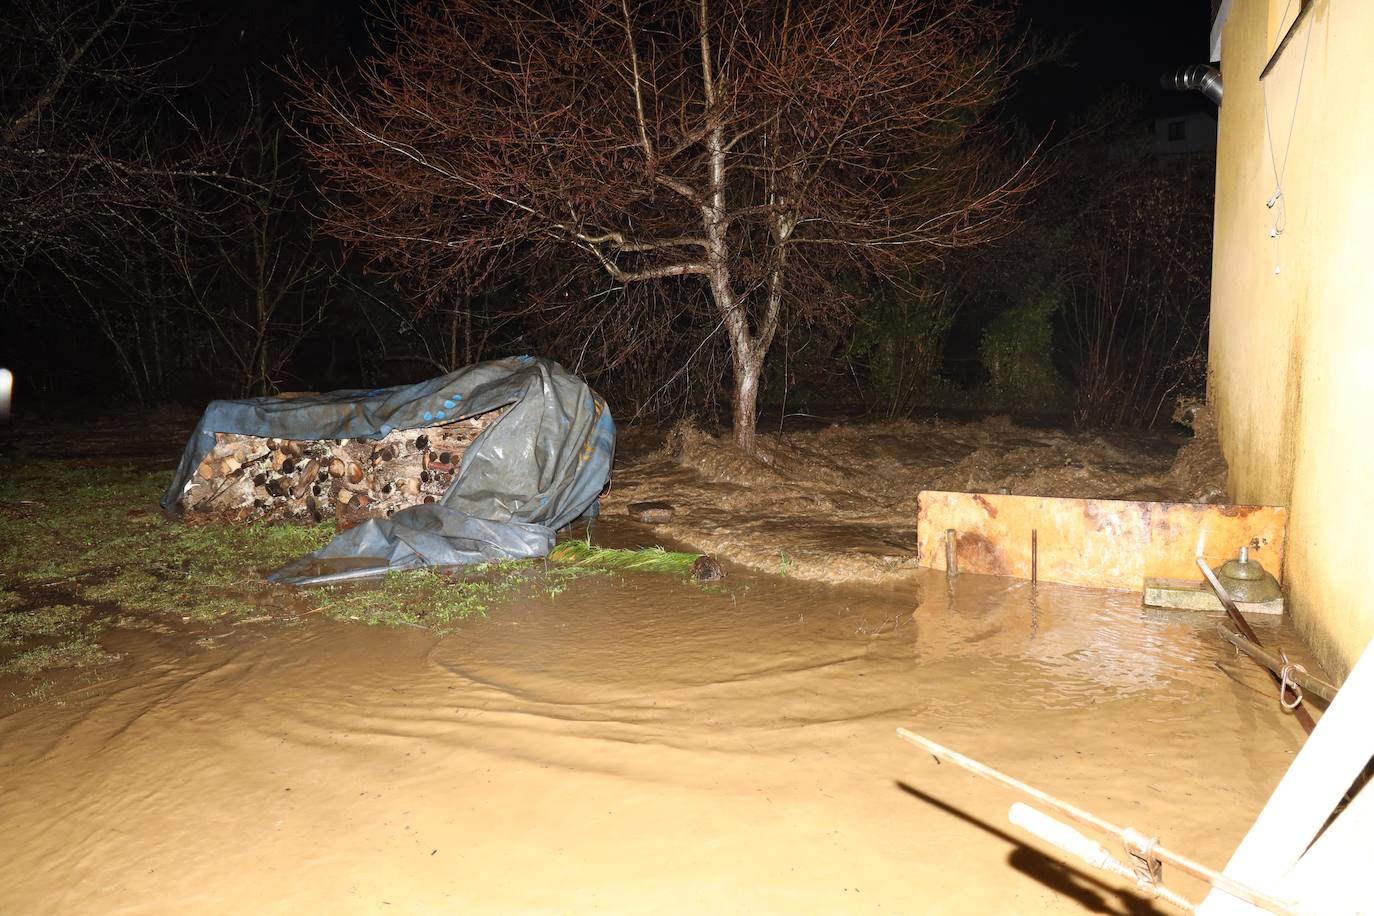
176,410,502,527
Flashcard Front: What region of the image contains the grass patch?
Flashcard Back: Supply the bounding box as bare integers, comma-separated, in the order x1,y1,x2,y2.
1,636,119,677
316,562,594,633
0,460,334,622
0,460,708,650
0,603,90,642
84,570,259,622
319,568,514,630
548,539,699,574
313,541,701,632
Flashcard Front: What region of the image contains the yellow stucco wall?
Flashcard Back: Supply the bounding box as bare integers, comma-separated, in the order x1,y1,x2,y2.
1211,0,1374,677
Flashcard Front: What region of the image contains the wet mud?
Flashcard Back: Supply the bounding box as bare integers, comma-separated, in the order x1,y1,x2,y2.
605,416,1227,583
0,560,1317,914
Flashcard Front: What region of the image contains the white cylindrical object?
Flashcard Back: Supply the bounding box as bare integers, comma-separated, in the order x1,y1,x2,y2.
0,368,12,418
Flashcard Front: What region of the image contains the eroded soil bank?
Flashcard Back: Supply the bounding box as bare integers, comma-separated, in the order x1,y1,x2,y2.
0,562,1315,914
604,414,1227,583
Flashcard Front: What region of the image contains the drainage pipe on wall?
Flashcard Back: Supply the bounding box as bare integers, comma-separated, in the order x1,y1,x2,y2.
1161,65,1223,106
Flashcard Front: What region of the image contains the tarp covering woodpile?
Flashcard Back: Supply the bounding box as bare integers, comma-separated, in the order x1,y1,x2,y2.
161,356,615,585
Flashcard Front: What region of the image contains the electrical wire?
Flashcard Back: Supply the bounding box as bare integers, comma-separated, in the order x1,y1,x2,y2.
1261,0,1315,275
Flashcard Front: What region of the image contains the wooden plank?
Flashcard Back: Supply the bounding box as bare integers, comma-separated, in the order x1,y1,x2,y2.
915,491,1287,589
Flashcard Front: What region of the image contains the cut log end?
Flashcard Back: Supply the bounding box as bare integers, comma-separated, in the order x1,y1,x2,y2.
179,409,501,526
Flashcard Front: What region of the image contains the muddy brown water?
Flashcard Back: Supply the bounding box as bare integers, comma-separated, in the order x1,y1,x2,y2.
0,555,1317,914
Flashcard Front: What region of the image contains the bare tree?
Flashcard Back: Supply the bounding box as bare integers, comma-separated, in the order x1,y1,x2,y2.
176,116,336,397
0,0,248,276
1066,154,1213,427
294,0,1036,453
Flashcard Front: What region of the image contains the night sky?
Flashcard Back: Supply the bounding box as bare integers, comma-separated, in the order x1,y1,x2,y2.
182,0,1217,133
1014,0,1217,132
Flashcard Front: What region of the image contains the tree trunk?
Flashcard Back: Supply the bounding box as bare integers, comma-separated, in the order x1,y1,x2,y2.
448,302,460,371
731,347,762,455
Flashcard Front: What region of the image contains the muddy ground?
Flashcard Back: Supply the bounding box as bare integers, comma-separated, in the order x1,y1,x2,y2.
0,407,1318,914
604,411,1227,583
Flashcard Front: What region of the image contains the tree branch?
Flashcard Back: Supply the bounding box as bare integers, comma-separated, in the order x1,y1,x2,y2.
5,0,131,144
619,0,653,165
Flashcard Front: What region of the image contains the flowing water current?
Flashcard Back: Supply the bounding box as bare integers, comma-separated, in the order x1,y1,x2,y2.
0,555,1318,914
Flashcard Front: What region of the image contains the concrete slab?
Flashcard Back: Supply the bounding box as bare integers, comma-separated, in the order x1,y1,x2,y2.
1144,577,1285,616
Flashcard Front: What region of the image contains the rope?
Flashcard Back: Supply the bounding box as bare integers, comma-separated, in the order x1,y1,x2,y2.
1279,651,1307,711
1261,0,1315,275
1122,828,1164,896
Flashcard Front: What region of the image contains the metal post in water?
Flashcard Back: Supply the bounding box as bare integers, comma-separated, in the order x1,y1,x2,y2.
1199,556,1315,734
1031,529,1038,585
945,529,957,579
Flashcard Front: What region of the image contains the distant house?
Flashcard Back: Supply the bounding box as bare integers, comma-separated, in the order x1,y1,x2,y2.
1153,110,1217,156
1207,0,1374,677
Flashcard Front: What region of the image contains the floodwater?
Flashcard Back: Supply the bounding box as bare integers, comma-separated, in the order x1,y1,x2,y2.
0,558,1318,914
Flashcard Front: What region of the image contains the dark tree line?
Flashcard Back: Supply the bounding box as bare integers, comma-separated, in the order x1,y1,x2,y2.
0,0,350,402
0,0,1212,438
843,104,1215,428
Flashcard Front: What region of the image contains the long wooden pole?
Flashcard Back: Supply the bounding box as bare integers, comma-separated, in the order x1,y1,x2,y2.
895,728,1300,915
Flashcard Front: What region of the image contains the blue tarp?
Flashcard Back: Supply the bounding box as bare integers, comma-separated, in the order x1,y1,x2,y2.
162,356,615,585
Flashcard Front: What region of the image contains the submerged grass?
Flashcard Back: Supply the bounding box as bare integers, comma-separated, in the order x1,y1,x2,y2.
259,539,701,634
0,603,90,642
0,636,119,678
316,562,598,633
548,539,699,574
323,567,505,631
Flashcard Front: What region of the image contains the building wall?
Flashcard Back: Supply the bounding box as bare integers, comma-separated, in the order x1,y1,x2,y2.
1211,0,1374,677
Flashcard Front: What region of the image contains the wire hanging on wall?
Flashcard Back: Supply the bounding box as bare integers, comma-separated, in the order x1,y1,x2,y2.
1261,0,1315,276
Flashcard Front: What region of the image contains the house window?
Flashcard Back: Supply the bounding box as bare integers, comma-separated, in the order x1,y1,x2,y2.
1167,120,1186,142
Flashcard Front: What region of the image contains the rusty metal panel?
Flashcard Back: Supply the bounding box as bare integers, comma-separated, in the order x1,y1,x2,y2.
915,491,1287,589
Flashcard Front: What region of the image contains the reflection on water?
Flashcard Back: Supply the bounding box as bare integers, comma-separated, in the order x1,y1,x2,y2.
0,561,1319,914
918,577,1224,704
